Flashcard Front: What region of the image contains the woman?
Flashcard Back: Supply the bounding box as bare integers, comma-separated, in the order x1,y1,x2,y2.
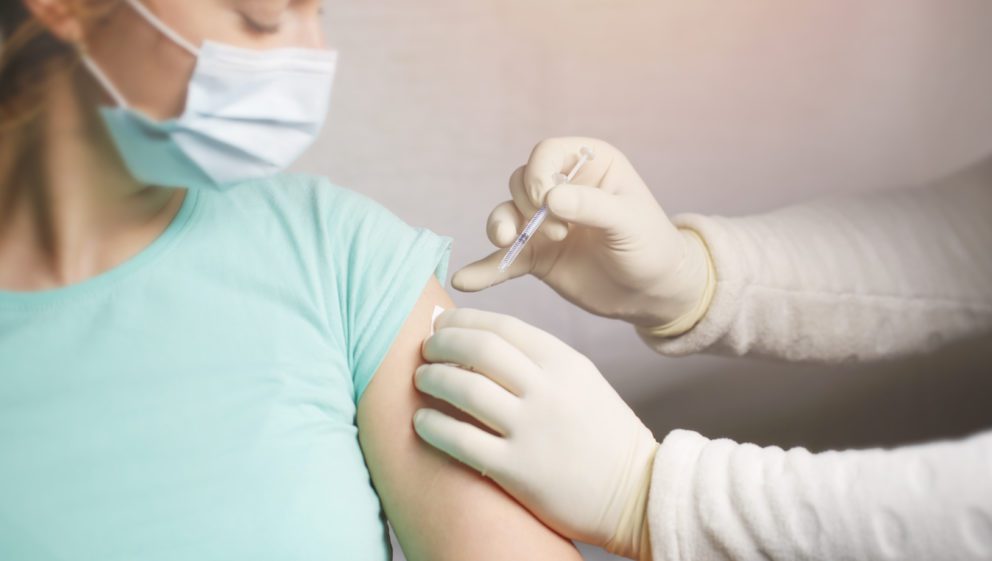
0,1,582,559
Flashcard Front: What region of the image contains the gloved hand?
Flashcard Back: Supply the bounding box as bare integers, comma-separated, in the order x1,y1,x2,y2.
453,137,715,336
414,308,660,560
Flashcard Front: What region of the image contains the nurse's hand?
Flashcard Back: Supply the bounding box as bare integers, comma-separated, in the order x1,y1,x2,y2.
453,137,714,336
414,308,659,560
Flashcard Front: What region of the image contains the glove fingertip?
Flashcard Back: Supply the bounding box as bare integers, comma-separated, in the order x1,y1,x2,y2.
495,222,518,247
412,408,448,433
451,269,483,293
545,187,576,218
413,408,429,426
543,219,569,241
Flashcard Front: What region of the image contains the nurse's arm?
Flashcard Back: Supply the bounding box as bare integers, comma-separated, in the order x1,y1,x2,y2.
357,277,582,561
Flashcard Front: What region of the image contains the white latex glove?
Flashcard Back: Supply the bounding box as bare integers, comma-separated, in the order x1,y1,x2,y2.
414,308,660,560
453,137,715,336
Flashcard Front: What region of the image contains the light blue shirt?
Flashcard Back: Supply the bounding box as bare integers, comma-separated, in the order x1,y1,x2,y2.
0,175,451,560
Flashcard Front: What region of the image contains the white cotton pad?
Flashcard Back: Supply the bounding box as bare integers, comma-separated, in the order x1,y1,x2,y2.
430,306,446,336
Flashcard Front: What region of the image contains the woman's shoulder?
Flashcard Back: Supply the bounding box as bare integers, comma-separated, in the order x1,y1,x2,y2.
227,173,384,215
208,173,404,236
206,172,448,259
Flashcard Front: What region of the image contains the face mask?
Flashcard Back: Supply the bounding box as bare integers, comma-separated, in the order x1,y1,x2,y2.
80,0,338,191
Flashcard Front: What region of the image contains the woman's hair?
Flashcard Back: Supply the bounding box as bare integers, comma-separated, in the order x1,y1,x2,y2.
0,1,119,130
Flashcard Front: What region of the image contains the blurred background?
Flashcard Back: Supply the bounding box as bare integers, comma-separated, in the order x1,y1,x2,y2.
296,1,992,558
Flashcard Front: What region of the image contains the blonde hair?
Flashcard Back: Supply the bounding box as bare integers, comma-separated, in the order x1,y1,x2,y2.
0,1,120,131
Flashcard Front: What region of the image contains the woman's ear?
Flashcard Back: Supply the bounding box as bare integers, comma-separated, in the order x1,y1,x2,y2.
22,0,84,44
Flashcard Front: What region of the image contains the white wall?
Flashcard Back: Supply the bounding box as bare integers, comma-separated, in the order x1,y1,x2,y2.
297,2,992,558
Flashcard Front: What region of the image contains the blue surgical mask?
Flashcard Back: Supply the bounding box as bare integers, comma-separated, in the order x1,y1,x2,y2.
80,0,338,191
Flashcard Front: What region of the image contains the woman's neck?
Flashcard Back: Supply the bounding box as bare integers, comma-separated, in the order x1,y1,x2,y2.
0,68,183,291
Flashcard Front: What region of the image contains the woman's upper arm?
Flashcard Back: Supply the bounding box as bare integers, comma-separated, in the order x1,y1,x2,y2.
356,277,582,561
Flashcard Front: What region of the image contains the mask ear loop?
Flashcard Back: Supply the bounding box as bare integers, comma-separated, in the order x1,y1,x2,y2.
79,51,130,109
124,0,200,57
78,0,202,109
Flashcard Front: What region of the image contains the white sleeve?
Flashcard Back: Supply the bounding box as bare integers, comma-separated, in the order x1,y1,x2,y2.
643,158,992,361
647,429,992,561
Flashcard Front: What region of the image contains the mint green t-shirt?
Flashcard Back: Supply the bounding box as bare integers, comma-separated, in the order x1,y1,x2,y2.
0,175,451,560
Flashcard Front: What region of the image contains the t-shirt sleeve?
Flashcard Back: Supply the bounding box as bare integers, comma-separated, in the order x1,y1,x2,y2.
325,185,452,404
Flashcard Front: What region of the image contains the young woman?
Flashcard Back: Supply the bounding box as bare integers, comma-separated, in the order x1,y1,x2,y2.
0,1,582,559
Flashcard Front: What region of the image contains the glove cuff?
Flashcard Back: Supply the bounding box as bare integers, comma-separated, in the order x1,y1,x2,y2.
604,439,660,560
638,229,716,339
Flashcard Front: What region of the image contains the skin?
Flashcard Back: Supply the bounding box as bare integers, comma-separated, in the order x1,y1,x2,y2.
0,1,581,559
360,278,581,559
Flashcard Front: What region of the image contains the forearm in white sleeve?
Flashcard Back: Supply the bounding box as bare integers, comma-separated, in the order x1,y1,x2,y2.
643,158,992,361
647,429,992,561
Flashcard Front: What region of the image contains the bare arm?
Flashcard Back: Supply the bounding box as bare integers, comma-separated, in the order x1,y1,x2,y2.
357,278,582,560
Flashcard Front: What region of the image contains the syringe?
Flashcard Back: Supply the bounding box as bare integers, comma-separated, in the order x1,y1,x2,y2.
498,146,595,273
